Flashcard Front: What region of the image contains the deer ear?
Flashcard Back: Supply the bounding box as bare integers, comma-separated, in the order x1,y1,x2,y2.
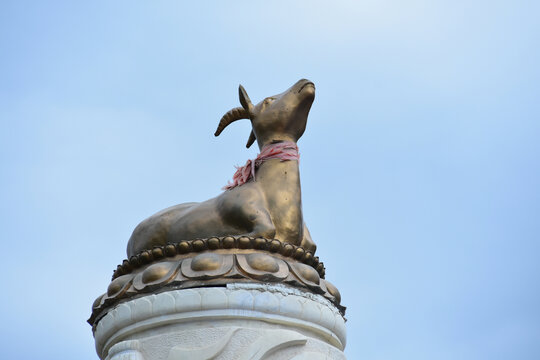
239,85,254,115
246,130,256,148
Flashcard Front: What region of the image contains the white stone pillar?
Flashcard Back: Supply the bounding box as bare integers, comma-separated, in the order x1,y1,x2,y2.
94,283,346,360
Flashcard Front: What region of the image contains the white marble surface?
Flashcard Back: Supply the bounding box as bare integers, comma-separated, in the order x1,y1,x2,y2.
95,283,346,360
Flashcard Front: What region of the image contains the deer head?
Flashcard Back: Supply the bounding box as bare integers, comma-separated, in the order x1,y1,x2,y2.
214,79,316,149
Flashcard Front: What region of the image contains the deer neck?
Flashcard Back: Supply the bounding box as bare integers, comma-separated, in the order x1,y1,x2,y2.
255,157,303,242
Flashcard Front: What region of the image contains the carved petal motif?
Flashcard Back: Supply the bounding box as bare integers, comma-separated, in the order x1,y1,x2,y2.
322,279,341,304
133,261,179,291
167,328,307,360
167,329,237,360
181,253,234,279
236,329,307,360
236,253,289,281
88,239,346,327
107,274,134,298
106,340,145,360
290,262,321,286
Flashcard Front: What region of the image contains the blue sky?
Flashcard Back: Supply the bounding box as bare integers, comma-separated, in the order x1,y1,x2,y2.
1,1,539,359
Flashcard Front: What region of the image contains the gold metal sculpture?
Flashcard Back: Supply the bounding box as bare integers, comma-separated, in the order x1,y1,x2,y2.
127,79,316,258
89,79,345,328
88,236,344,326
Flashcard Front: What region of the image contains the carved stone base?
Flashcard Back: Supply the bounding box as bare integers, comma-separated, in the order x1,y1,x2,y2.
94,284,346,360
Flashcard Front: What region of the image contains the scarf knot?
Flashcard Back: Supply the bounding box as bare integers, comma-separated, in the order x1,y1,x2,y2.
223,141,299,190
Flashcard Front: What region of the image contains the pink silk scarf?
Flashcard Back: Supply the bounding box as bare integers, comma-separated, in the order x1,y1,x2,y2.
223,141,299,190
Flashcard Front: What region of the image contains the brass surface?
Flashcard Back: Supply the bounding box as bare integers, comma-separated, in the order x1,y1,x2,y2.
114,236,324,280
127,79,316,258
89,237,344,328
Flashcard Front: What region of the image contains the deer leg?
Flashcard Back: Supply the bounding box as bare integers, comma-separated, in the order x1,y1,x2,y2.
218,187,276,239
300,223,316,253
246,209,276,239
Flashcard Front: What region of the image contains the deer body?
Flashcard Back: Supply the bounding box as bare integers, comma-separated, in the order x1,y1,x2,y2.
127,79,316,258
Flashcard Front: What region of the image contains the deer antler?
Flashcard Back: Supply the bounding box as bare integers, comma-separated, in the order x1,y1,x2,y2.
214,107,250,136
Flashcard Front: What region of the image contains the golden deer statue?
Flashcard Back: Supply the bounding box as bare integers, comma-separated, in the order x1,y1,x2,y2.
127,79,317,258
